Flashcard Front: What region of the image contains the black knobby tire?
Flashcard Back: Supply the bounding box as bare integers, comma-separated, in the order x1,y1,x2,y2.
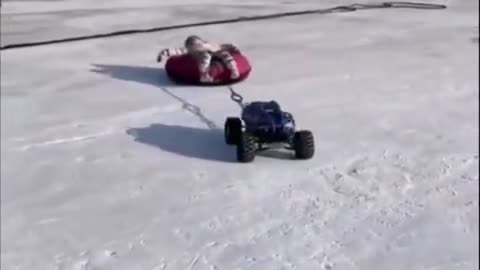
236,132,257,162
225,117,242,145
293,130,315,159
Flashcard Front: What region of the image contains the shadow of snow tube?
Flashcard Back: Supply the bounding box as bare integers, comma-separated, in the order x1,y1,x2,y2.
164,52,252,86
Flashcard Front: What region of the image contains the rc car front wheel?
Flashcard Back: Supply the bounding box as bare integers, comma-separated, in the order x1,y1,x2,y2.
225,117,242,145
293,130,315,159
236,132,257,162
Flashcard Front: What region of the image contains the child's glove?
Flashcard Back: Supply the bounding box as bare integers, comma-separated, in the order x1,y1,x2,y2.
156,49,170,62
157,47,188,62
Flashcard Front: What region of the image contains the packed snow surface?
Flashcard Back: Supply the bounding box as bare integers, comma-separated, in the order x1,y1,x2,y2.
1,0,478,269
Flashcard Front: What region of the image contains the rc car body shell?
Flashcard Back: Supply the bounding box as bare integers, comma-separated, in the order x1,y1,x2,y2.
240,101,296,143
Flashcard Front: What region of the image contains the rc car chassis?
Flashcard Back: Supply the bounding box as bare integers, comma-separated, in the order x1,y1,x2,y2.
224,97,315,162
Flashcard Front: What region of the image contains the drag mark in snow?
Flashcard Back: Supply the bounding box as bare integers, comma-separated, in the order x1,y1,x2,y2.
153,262,167,270
187,254,200,270
37,217,59,225
17,130,114,151
56,249,118,270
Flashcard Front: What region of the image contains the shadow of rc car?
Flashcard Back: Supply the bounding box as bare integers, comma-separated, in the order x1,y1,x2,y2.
224,100,314,162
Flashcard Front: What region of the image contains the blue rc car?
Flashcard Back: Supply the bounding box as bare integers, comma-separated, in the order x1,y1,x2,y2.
224,100,314,162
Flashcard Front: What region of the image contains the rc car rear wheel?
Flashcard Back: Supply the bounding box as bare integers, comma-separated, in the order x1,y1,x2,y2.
293,130,315,159
225,117,242,145
236,132,257,162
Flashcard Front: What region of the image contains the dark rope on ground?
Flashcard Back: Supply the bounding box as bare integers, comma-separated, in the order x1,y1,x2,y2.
0,2,446,51
161,87,218,129
229,86,246,109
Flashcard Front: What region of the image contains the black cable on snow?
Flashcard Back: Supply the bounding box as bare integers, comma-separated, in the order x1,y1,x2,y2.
0,2,446,51
229,86,246,108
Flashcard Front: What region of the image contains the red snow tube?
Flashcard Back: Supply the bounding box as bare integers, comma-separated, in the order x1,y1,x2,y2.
164,52,252,86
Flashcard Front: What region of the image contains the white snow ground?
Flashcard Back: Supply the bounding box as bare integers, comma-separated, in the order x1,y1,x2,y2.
1,0,479,269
